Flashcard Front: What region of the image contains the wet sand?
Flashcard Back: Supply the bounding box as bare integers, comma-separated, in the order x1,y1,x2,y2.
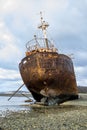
0,93,87,130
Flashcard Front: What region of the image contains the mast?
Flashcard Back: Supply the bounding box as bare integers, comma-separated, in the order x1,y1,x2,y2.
38,12,49,49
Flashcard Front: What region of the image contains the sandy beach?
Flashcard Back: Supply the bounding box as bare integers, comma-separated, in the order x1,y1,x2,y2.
0,93,87,130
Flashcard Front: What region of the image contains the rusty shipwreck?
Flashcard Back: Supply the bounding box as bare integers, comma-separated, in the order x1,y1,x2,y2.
19,13,78,105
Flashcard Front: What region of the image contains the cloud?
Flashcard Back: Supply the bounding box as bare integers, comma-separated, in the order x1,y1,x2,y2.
0,19,23,70
75,51,87,66
75,66,87,86
0,68,21,80
0,0,87,88
0,67,28,92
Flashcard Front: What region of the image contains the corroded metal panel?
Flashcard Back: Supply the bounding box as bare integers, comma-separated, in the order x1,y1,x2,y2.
19,52,78,104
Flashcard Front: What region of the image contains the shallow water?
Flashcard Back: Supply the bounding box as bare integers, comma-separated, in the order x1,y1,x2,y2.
0,95,33,117
0,93,87,117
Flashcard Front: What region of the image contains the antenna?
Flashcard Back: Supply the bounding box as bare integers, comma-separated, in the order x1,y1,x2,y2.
38,12,49,49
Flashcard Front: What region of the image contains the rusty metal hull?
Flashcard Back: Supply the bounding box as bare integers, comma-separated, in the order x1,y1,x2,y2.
19,52,78,103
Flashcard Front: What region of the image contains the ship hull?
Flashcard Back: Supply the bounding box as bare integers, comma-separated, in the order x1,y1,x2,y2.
19,52,78,104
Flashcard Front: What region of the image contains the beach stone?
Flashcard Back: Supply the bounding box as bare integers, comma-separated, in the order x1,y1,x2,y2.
0,93,87,130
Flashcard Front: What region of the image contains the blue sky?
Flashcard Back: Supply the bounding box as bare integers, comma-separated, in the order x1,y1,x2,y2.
0,0,87,92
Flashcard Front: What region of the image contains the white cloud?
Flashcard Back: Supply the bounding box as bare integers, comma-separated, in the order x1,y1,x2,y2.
0,44,20,62
0,68,21,80
0,0,87,87
77,79,87,87
0,67,27,92
0,0,20,14
76,51,87,60
75,66,86,74
75,66,87,86
0,20,22,62
42,0,69,12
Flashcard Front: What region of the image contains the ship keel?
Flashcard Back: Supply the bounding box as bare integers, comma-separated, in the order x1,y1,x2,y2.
41,94,78,106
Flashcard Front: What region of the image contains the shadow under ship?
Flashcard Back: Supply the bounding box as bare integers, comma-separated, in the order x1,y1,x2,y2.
19,13,78,105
